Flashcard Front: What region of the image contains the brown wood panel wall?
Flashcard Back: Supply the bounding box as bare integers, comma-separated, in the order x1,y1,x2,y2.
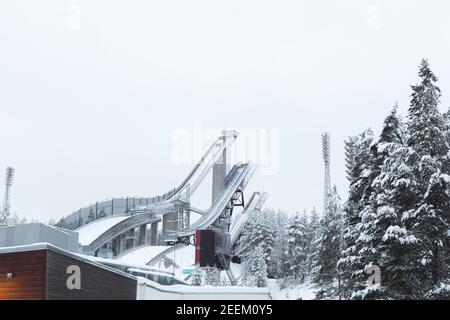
0,250,46,300
0,249,136,300
46,250,137,300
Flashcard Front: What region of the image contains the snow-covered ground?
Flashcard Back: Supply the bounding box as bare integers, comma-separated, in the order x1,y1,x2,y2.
267,279,316,300
137,277,272,300
150,245,197,280
117,246,170,265
147,246,243,284
76,215,129,245
104,240,316,300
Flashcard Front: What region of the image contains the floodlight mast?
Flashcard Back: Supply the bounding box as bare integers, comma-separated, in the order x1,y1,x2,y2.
2,167,15,220
322,133,331,214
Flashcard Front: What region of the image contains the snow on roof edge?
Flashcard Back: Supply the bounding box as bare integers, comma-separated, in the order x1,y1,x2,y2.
136,277,270,295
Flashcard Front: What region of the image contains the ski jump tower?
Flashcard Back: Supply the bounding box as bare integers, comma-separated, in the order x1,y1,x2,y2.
322,133,331,214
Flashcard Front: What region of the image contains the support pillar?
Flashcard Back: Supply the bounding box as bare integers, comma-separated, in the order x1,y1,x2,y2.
150,222,158,245
112,237,119,256
139,224,147,246
212,148,228,203
120,234,127,253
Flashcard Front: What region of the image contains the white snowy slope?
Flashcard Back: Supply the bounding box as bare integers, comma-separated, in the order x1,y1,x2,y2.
76,215,128,245
155,247,245,284
117,246,170,266
267,279,316,300
218,262,243,284
152,245,196,279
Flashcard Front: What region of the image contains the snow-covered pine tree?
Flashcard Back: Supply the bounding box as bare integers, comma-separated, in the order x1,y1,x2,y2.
271,210,290,279
408,59,447,158
309,207,320,235
345,136,358,182
0,204,11,224
305,207,321,275
339,129,374,297
238,209,277,277
262,209,281,278
241,244,268,288
403,59,450,297
442,106,450,147
191,267,204,286
313,186,343,299
354,60,450,299
285,212,309,283
352,105,413,299
204,266,219,286
0,211,7,224
424,279,450,299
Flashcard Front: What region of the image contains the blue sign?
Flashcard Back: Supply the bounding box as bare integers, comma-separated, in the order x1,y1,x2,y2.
183,269,193,275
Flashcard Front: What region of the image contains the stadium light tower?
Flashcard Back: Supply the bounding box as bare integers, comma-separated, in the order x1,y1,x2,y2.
2,167,15,220
322,133,331,214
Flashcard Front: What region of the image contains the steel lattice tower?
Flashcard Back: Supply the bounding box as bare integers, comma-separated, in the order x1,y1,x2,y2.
322,133,331,214
2,167,15,219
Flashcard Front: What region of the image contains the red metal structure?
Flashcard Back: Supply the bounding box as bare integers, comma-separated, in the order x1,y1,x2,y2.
195,229,230,270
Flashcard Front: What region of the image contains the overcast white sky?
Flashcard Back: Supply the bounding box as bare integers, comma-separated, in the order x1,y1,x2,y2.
1,0,450,222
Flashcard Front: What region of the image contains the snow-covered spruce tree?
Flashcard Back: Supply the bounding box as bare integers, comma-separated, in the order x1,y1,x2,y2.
313,186,343,299
402,59,450,298
263,209,283,278
0,205,11,224
305,207,321,275
339,129,374,297
271,210,290,280
352,105,415,299
191,267,204,286
416,172,450,287
241,244,268,288
0,212,8,224
407,59,447,158
354,60,450,299
204,266,219,286
285,211,309,283
344,136,358,182
424,279,450,299
238,209,276,277
442,106,450,146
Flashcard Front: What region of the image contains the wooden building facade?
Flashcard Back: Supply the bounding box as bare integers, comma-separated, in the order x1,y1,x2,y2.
0,244,137,300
